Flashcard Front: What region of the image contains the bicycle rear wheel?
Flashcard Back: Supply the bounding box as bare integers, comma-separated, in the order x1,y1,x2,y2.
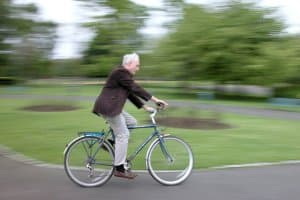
146,135,193,186
64,136,114,187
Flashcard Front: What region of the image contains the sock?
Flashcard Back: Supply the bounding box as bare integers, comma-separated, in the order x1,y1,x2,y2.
108,139,115,146
115,164,125,173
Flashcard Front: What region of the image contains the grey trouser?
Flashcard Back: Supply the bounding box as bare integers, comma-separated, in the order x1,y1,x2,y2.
103,111,137,166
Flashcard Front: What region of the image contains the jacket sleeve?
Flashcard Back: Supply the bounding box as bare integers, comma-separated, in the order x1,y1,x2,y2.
117,69,152,101
128,93,144,109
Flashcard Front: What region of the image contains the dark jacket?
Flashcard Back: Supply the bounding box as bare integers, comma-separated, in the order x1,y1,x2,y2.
93,66,152,117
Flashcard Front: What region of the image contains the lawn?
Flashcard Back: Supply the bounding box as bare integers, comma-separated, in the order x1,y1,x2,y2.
1,95,300,169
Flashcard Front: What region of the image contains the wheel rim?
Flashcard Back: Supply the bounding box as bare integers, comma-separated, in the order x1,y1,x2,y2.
147,136,193,185
64,137,114,187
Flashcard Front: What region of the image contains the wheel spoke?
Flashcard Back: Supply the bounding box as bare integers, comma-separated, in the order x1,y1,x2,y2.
147,136,193,185
64,136,114,187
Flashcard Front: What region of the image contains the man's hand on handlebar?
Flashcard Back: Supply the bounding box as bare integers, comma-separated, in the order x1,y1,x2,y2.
156,101,167,110
143,105,156,113
150,96,168,110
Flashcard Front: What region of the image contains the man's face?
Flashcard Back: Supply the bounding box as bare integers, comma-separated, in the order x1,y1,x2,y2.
128,60,140,75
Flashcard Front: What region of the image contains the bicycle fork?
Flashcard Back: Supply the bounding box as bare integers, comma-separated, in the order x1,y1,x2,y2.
158,136,174,163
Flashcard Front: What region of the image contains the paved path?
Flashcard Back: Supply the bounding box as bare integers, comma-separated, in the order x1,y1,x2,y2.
1,155,300,200
1,94,300,120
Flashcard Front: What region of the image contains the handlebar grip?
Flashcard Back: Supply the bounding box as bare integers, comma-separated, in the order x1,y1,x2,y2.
156,102,165,110
156,102,162,107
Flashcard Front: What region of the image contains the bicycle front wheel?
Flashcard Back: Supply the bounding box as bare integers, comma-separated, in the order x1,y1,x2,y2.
146,135,194,186
64,136,114,187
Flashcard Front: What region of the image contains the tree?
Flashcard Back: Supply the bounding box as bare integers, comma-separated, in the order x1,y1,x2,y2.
280,35,300,84
81,0,148,77
149,1,288,85
0,0,56,78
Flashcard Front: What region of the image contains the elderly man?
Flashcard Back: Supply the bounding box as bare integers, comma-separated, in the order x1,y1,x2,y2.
93,53,168,179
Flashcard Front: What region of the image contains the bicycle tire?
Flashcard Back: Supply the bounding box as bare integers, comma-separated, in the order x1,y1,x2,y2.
64,136,114,187
146,135,194,186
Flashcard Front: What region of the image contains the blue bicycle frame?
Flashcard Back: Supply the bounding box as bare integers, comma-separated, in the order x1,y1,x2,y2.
77,110,173,165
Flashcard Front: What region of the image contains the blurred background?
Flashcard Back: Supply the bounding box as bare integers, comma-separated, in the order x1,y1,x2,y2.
1,0,299,90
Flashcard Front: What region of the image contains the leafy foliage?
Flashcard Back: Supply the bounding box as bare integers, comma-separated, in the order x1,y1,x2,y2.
1,0,299,87
81,0,148,77
148,1,291,85
0,0,56,78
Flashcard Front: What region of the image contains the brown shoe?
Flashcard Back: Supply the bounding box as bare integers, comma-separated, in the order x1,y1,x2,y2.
114,170,137,179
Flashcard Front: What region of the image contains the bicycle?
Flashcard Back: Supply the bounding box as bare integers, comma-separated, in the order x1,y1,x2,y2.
63,109,194,187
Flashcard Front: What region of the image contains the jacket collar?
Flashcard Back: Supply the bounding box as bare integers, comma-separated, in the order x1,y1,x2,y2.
118,65,133,77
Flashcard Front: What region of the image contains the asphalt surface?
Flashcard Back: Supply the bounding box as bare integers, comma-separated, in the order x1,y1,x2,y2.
1,155,300,200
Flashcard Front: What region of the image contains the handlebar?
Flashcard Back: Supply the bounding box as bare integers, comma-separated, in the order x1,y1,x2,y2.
148,104,166,124
150,109,158,124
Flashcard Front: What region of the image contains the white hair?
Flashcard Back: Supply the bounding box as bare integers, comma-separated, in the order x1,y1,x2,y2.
122,53,139,66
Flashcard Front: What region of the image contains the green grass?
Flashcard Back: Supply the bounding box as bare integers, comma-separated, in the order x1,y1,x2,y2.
1,97,300,169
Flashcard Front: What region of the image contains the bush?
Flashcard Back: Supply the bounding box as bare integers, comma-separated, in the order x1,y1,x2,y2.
274,85,300,99
214,92,268,102
0,77,22,85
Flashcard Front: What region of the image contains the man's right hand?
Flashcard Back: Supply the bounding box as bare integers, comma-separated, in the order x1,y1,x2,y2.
143,105,156,113
151,96,168,109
